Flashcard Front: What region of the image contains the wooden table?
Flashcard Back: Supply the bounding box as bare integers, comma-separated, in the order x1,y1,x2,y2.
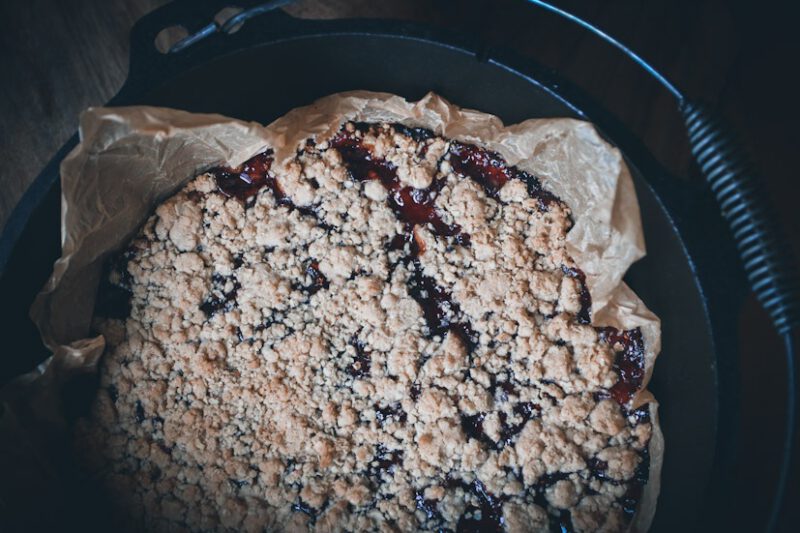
1,0,798,529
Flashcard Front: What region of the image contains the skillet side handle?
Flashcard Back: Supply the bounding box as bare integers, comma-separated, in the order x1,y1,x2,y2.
126,0,297,87
681,100,800,334
681,99,800,531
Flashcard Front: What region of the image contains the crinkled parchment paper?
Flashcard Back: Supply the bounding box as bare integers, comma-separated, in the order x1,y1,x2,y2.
0,91,663,531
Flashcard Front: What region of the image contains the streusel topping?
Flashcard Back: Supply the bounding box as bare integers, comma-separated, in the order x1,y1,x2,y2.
77,122,652,532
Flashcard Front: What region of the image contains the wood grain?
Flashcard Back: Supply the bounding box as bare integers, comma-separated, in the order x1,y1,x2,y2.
0,0,797,530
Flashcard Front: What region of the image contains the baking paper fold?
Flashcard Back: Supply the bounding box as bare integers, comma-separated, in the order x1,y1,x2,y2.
1,91,662,531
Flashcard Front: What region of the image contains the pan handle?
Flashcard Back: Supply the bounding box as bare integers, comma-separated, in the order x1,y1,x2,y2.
680,101,800,335
167,0,296,53
125,0,297,89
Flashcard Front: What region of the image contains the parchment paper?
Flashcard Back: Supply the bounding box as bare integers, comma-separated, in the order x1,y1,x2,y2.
1,91,662,531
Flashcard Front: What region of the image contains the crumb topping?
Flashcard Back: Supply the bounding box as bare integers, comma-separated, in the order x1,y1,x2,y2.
77,122,653,532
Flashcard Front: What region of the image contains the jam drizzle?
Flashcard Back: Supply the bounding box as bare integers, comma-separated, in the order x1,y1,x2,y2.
407,260,477,350
200,273,240,317
375,402,407,426
499,402,541,445
448,142,512,199
211,151,275,203
621,447,650,519
460,413,487,444
389,123,436,143
368,444,404,481
561,266,592,325
598,327,645,405
134,400,145,423
331,127,465,240
294,260,329,295
455,479,505,533
448,142,559,210
291,499,318,525
415,491,444,523
347,337,371,379
332,125,476,353
209,150,328,225
459,401,541,451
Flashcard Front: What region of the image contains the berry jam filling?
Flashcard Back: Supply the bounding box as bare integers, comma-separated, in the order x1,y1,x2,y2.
407,260,476,350
291,499,318,525
368,444,404,481
228,478,247,489
294,259,329,295
621,447,650,520
493,380,518,403
498,402,541,444
107,384,119,403
389,122,436,143
94,249,136,320
587,457,613,483
629,404,651,423
561,266,592,325
415,491,445,523
210,150,328,224
134,400,145,423
200,273,240,317
448,142,512,199
460,413,487,444
211,151,275,202
374,402,407,426
598,327,645,405
527,473,577,532
409,383,422,401
331,127,465,241
460,400,542,451
455,479,505,533
347,337,371,379
448,142,559,210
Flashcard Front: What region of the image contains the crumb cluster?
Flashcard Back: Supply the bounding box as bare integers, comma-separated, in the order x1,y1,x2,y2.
77,122,652,532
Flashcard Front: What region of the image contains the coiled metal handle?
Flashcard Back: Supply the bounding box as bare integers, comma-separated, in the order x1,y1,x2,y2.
681,100,800,335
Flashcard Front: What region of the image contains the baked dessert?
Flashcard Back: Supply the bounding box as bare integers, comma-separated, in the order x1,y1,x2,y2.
77,120,655,532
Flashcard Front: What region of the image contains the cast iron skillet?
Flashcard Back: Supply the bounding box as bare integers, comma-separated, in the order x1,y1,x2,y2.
0,0,789,531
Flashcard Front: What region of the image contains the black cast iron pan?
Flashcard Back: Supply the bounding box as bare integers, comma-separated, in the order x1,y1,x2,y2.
0,1,796,531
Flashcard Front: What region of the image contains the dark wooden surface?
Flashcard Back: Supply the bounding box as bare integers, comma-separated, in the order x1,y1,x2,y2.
1,0,798,529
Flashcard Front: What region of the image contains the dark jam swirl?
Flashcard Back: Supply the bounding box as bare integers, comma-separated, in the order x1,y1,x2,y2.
210,150,276,202
561,266,592,325
448,141,559,209
331,126,477,353
331,128,464,240
209,150,326,223
598,327,646,406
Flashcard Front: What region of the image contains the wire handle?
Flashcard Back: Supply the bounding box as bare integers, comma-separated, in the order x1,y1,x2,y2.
681,101,800,334
168,0,295,53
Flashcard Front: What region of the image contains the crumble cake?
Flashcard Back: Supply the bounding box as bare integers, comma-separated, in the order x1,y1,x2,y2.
77,121,654,532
